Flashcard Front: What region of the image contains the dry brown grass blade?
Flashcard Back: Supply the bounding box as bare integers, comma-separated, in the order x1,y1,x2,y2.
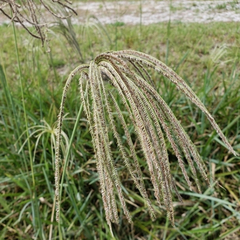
0,0,77,44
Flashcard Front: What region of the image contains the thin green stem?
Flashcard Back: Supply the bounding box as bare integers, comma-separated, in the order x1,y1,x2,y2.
58,102,84,237
12,22,42,237
12,22,35,187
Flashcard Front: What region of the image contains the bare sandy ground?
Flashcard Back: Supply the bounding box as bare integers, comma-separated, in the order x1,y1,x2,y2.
71,1,240,25
1,1,240,25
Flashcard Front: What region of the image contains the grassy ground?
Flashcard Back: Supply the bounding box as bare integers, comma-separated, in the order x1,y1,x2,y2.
0,19,240,240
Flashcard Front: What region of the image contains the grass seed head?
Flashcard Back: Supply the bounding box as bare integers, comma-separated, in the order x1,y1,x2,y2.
55,50,237,229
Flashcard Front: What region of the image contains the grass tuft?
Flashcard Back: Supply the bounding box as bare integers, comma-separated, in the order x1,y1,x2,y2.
1,18,239,239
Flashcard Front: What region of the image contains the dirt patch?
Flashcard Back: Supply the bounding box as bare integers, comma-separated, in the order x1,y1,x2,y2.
1,1,240,26
71,1,240,25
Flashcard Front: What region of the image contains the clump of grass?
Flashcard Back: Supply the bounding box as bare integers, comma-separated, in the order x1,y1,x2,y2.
55,49,237,234
1,16,239,239
216,3,227,10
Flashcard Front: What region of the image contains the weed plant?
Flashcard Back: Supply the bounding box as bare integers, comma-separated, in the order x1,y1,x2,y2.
0,16,240,240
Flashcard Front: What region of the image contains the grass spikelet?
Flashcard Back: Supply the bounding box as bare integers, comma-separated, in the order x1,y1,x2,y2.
55,50,237,230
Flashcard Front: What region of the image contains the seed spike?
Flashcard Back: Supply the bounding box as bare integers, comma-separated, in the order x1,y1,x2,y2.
55,50,237,230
